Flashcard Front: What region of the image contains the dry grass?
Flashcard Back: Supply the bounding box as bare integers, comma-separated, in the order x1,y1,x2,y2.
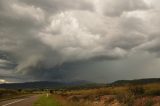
143,83,160,95
62,86,128,96
62,83,160,96
52,83,160,106
54,95,94,106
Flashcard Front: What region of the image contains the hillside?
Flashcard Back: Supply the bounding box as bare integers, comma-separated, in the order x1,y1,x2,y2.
111,78,160,85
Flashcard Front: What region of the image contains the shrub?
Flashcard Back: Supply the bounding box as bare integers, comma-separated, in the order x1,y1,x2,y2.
128,86,145,95
116,94,135,106
146,90,160,96
145,99,154,106
50,90,53,94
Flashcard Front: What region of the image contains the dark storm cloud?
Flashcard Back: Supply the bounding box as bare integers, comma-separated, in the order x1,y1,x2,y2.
1,0,160,83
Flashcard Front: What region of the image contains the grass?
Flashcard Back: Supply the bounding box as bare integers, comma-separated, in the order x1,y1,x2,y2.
59,83,160,96
144,83,160,95
54,95,93,106
51,84,160,106
61,86,128,96
34,94,60,106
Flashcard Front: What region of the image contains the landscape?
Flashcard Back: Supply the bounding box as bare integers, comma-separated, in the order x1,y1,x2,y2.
1,0,160,106
1,78,160,106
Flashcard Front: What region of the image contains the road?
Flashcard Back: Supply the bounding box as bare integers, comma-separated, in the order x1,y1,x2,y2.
0,95,40,106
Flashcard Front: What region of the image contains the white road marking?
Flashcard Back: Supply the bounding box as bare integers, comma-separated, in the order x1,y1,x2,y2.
2,99,26,106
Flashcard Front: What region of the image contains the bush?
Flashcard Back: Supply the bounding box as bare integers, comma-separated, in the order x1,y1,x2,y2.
116,94,135,106
146,90,160,96
128,86,145,95
50,90,53,94
145,99,154,106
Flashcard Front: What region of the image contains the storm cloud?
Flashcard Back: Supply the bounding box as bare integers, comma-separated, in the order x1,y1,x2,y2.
0,0,160,83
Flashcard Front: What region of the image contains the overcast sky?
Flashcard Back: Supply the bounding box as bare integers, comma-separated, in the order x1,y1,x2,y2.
0,0,160,83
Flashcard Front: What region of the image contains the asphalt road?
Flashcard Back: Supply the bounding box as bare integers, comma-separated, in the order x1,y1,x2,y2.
0,95,40,106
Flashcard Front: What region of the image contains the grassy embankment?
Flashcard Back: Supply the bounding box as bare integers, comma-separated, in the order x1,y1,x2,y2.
34,94,91,106
34,94,60,106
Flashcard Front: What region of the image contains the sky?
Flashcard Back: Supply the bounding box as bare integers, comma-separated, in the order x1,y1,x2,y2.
0,0,160,83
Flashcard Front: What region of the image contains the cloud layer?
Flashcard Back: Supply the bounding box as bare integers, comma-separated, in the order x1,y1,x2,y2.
0,0,160,83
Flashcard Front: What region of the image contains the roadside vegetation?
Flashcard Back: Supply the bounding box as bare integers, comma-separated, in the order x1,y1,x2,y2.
34,95,60,106
50,83,160,106
2,83,160,106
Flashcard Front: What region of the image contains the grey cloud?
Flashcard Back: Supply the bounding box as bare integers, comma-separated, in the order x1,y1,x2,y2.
20,0,94,14
0,0,160,82
133,9,160,55
100,0,149,16
110,17,147,50
136,38,160,56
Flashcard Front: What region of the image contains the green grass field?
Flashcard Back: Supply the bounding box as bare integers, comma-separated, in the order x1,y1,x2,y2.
34,94,60,106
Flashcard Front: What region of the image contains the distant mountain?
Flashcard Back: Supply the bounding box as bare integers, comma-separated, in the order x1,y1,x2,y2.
111,78,160,85
2,78,160,89
0,80,93,89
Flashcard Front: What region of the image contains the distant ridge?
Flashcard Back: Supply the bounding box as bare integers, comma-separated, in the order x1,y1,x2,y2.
0,80,92,89
1,78,160,89
111,78,160,85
